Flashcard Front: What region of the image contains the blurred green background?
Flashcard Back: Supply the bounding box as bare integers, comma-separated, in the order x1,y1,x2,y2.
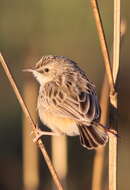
0,0,130,190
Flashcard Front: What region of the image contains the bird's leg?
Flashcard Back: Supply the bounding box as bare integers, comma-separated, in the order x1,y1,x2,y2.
97,122,118,137
32,124,61,143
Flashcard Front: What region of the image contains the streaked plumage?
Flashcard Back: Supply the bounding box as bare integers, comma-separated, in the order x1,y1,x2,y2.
28,55,108,149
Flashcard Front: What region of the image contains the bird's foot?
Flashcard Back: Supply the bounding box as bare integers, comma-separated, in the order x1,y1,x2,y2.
107,128,118,137
31,125,60,143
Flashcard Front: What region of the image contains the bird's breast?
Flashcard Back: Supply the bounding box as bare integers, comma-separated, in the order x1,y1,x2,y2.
38,108,80,136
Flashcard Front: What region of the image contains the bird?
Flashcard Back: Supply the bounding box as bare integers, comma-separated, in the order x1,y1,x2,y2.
24,55,109,149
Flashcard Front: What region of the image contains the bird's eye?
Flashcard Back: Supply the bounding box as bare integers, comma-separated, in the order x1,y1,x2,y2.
44,68,49,72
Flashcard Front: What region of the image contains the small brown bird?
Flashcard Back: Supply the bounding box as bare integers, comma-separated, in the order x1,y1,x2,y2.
25,55,109,149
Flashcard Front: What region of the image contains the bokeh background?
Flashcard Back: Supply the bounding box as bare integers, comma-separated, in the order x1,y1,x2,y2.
0,0,129,190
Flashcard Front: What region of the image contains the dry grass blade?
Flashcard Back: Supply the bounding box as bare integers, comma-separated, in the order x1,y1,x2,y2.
0,53,64,190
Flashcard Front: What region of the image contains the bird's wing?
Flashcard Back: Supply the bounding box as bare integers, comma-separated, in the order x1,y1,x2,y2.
41,81,100,123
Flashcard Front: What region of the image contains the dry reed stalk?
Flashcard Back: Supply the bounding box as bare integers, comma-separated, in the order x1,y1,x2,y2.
52,136,68,188
92,75,109,190
0,53,64,190
109,1,120,190
23,54,39,190
92,21,122,190
113,0,121,84
91,17,126,189
90,0,115,95
23,81,39,190
90,1,121,190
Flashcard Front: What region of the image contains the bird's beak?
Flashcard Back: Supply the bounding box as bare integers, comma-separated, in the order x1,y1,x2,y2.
22,68,34,73
22,57,43,73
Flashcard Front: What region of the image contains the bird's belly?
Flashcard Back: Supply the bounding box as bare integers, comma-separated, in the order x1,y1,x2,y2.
39,110,80,136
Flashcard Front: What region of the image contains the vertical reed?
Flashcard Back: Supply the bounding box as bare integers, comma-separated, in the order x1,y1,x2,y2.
109,1,120,190
92,75,109,190
90,0,121,190
91,16,125,190
52,136,68,188
23,54,39,190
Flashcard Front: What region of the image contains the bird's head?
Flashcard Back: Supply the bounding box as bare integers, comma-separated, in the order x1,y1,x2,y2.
23,55,77,85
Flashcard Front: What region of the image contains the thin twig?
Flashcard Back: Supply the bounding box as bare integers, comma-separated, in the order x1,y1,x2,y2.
0,53,64,190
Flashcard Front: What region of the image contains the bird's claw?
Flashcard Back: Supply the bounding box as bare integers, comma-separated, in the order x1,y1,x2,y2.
30,124,43,143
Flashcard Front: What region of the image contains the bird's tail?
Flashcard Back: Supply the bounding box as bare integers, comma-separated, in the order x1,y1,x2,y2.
78,123,109,149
